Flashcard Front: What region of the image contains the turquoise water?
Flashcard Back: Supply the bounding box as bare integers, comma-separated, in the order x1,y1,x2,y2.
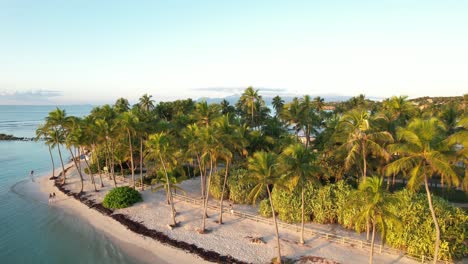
0,105,143,264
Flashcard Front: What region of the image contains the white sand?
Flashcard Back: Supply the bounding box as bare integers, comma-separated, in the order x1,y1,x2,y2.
38,165,209,264
42,164,418,264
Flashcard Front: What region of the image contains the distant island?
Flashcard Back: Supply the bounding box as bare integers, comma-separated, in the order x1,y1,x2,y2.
0,133,34,141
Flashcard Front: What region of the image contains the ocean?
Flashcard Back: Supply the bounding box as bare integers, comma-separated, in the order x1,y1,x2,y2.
0,105,143,264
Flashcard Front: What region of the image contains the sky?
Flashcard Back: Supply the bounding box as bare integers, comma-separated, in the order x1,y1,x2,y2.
0,0,467,105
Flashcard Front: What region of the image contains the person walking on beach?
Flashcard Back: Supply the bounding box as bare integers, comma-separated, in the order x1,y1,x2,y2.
30,170,35,182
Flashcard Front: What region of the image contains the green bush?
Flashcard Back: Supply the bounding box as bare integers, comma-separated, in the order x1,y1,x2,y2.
228,168,265,204
259,199,272,217
103,186,143,209
271,182,317,223
209,169,229,200
384,190,468,261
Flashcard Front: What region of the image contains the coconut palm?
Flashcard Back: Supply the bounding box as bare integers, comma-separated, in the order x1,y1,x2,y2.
247,151,283,264
118,112,139,189
239,86,263,127
113,97,130,113
45,108,71,184
281,143,320,244
35,125,56,179
335,109,393,182
272,95,284,118
139,94,155,112
385,118,459,263
353,176,400,264
145,132,178,226
65,121,86,193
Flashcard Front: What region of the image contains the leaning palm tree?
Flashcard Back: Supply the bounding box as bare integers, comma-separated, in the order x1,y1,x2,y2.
145,132,178,227
35,124,56,179
247,151,283,264
352,176,401,264
281,143,320,244
386,118,459,263
45,108,71,184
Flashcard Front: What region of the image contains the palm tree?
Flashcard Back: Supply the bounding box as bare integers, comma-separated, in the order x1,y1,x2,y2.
139,94,155,112
113,97,130,113
35,125,56,179
118,112,139,189
335,109,393,182
65,121,85,193
281,143,320,244
239,86,263,126
272,95,284,118
353,176,400,264
45,108,70,184
313,96,325,112
385,118,459,263
247,151,283,264
145,132,178,226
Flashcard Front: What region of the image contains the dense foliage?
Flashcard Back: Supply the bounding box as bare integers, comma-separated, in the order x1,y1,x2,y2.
36,89,467,261
266,181,467,260
103,186,143,209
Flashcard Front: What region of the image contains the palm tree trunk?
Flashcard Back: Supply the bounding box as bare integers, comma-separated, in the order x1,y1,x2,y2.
57,144,66,185
140,138,144,190
369,221,376,264
83,154,97,191
69,148,84,193
300,186,305,245
267,187,282,264
110,143,117,187
48,145,55,178
127,129,135,189
366,218,370,241
94,146,104,187
196,153,205,198
362,143,367,181
424,175,441,263
159,154,176,226
218,160,229,224
201,156,213,232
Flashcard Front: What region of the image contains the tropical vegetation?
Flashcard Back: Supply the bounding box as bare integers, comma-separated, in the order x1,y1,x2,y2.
36,91,467,263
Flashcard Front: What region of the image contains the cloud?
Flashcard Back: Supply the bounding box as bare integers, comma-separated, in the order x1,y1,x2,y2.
0,89,63,104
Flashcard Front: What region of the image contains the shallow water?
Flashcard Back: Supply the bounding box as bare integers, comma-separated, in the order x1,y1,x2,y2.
0,106,144,264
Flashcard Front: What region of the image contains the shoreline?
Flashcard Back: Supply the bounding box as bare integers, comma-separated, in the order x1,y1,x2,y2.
37,163,425,264
36,168,213,264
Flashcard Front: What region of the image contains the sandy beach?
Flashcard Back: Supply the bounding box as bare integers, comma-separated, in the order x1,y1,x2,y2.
32,162,423,264
35,165,210,264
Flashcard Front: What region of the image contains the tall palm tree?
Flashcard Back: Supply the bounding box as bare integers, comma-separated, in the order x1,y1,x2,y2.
247,151,283,264
272,95,284,118
35,125,56,179
139,94,155,112
239,86,263,126
335,109,393,182
118,112,139,189
145,132,178,226
65,121,85,193
113,97,130,113
45,108,70,184
385,118,459,263
353,176,400,264
281,143,319,244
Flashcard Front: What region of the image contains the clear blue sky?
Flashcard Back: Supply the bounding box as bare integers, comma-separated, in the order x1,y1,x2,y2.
1,0,467,104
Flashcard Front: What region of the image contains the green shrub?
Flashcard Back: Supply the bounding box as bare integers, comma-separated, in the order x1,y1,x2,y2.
385,190,468,261
209,169,229,200
259,199,272,217
228,168,265,204
271,182,317,223
103,186,143,209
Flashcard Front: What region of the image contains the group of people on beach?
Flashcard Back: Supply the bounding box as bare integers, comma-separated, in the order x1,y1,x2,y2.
48,193,56,203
